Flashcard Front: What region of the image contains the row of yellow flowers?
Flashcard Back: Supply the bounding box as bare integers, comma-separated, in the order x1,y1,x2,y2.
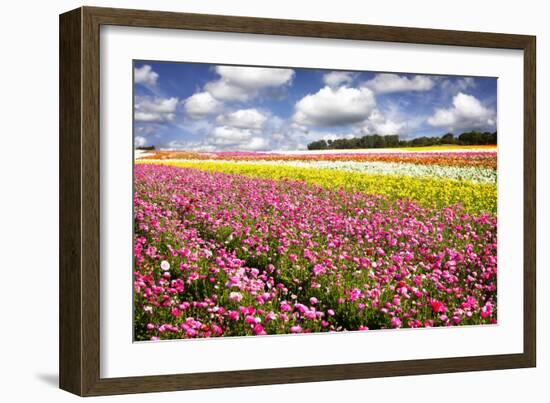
139,160,497,215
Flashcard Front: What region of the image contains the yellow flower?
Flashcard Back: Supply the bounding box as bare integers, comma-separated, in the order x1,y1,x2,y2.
137,160,497,215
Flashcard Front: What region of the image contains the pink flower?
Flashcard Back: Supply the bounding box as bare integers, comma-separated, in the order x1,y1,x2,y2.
253,324,266,335
211,324,223,336
290,325,302,334
228,310,239,321
265,311,277,322
280,301,292,312
312,264,326,276
304,310,316,320
408,320,421,328
309,297,318,305
295,303,307,314
390,317,402,328
462,296,478,310
229,291,243,302
481,302,493,318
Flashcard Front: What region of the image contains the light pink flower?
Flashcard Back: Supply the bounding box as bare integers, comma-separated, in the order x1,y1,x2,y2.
229,291,243,302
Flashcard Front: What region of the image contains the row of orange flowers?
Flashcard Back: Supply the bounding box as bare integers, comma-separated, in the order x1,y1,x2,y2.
141,150,497,169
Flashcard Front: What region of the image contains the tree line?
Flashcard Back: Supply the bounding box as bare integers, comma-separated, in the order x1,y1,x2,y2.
307,131,497,150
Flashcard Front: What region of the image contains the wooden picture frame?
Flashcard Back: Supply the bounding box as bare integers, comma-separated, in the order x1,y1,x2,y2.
59,6,536,396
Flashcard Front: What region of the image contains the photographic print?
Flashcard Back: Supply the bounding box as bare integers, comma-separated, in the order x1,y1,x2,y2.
132,61,498,341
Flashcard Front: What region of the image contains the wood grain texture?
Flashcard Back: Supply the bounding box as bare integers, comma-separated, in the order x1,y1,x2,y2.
59,6,537,396
85,6,532,49
59,8,82,396
523,38,537,367
84,353,532,396
81,6,102,396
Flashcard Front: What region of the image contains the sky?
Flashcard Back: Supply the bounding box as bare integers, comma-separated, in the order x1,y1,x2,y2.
133,60,497,151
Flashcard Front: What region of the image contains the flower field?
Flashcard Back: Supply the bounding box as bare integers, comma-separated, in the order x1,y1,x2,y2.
133,147,497,341
141,148,497,169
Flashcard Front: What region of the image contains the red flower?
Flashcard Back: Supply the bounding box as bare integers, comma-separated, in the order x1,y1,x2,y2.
430,299,447,313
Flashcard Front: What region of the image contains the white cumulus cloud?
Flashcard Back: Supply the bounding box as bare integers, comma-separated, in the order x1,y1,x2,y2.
362,109,405,135
189,126,271,151
440,77,476,95
134,65,159,87
210,126,253,144
134,136,147,147
164,140,216,152
427,92,496,131
216,108,267,130
205,80,250,102
215,66,295,90
240,137,269,151
323,71,355,88
363,73,434,94
205,66,295,101
183,92,222,119
293,86,376,127
134,96,179,122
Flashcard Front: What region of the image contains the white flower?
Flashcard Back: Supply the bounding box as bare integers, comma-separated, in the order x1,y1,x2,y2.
160,260,171,271
207,159,496,184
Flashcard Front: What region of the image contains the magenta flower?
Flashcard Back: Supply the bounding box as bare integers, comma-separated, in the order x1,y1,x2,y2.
280,301,292,312
390,317,402,328
253,324,266,335
481,302,493,318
